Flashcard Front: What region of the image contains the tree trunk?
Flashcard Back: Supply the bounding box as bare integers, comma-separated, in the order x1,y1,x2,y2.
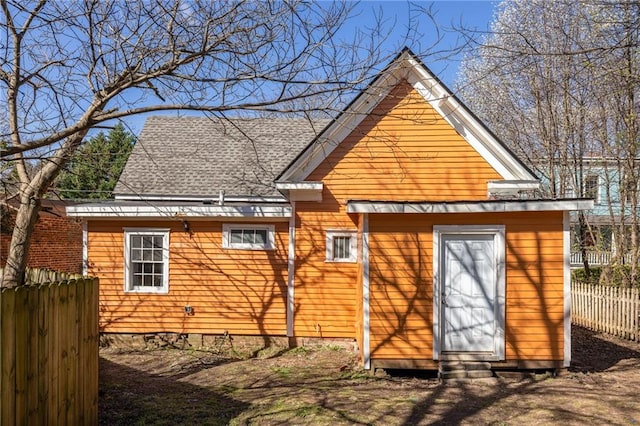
1,195,42,287
1,132,86,288
578,212,591,280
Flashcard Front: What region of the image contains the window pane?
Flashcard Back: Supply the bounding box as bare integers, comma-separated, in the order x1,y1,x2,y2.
334,236,351,259
153,274,163,287
153,248,163,261
132,274,142,287
231,229,243,244
142,248,152,261
131,235,142,249
131,248,142,261
242,230,254,244
152,236,163,249
254,230,267,245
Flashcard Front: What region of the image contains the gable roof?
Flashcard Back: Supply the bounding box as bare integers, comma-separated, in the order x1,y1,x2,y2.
277,48,539,185
114,116,328,199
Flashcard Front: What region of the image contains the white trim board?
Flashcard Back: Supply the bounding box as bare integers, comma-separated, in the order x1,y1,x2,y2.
362,214,371,370
82,221,88,276
563,211,572,367
67,204,292,218
347,199,594,214
432,225,506,361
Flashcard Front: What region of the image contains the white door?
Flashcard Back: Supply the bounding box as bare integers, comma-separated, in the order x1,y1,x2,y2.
441,234,496,353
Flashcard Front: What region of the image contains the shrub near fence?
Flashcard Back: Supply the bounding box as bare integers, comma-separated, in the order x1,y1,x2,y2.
0,269,99,425
571,281,640,341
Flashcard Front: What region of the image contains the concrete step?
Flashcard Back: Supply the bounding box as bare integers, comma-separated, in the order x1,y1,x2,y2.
439,362,494,381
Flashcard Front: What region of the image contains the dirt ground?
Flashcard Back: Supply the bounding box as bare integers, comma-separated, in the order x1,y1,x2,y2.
99,326,640,425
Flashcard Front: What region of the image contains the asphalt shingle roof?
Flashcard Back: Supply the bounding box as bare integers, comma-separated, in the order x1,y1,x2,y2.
115,116,329,198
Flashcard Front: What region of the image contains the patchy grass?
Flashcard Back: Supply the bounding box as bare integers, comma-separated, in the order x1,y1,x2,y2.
100,327,640,425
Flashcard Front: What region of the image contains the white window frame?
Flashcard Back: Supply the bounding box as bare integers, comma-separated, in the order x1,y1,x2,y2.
222,224,275,250
326,230,357,262
584,174,600,203
124,228,170,294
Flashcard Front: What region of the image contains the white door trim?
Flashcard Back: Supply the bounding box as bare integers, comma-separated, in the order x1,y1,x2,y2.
362,214,371,369
563,211,571,367
433,225,506,361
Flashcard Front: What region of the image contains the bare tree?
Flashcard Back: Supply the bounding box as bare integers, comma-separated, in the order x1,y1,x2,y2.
456,0,639,284
0,0,400,287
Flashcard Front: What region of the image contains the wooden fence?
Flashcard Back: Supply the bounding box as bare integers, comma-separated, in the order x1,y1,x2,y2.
571,281,639,341
0,269,99,425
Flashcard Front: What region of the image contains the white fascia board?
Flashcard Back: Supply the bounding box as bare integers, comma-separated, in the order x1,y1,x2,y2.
114,194,287,203
346,199,594,214
275,182,324,202
275,182,323,191
487,180,541,195
488,180,540,190
67,204,292,218
406,62,537,182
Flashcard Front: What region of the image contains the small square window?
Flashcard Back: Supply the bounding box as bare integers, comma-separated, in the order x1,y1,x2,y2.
223,224,274,250
326,230,357,262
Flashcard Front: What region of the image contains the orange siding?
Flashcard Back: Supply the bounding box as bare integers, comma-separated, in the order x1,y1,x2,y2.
292,210,359,337
306,80,503,203
367,212,566,362
292,79,503,339
88,220,288,335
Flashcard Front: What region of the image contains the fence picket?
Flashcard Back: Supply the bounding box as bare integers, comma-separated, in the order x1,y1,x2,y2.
571,281,639,341
0,268,98,426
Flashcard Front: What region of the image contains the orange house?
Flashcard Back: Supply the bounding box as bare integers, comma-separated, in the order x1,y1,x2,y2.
68,49,592,371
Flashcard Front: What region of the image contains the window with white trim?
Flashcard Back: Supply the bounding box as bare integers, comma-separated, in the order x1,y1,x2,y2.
584,175,599,203
326,230,357,262
124,229,169,293
223,224,275,250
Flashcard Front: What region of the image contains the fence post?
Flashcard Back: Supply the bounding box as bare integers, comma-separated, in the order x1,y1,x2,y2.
1,288,17,426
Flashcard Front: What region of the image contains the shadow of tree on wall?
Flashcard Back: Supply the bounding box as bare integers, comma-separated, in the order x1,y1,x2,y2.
93,220,290,355
99,356,248,426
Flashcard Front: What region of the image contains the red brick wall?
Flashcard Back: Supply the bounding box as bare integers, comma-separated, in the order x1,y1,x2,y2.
1,209,83,274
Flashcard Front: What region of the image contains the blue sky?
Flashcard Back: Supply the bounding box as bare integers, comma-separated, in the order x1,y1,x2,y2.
348,1,497,86
120,1,497,135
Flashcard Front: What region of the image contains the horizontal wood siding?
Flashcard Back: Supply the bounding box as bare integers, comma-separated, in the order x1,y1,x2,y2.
292,209,359,337
306,80,502,203
292,79,503,339
88,220,288,335
368,212,566,362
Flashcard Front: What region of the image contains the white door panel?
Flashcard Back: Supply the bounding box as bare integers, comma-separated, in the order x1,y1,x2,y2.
442,235,495,353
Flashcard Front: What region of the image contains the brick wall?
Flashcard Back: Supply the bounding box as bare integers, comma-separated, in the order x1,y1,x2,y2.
1,206,83,274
